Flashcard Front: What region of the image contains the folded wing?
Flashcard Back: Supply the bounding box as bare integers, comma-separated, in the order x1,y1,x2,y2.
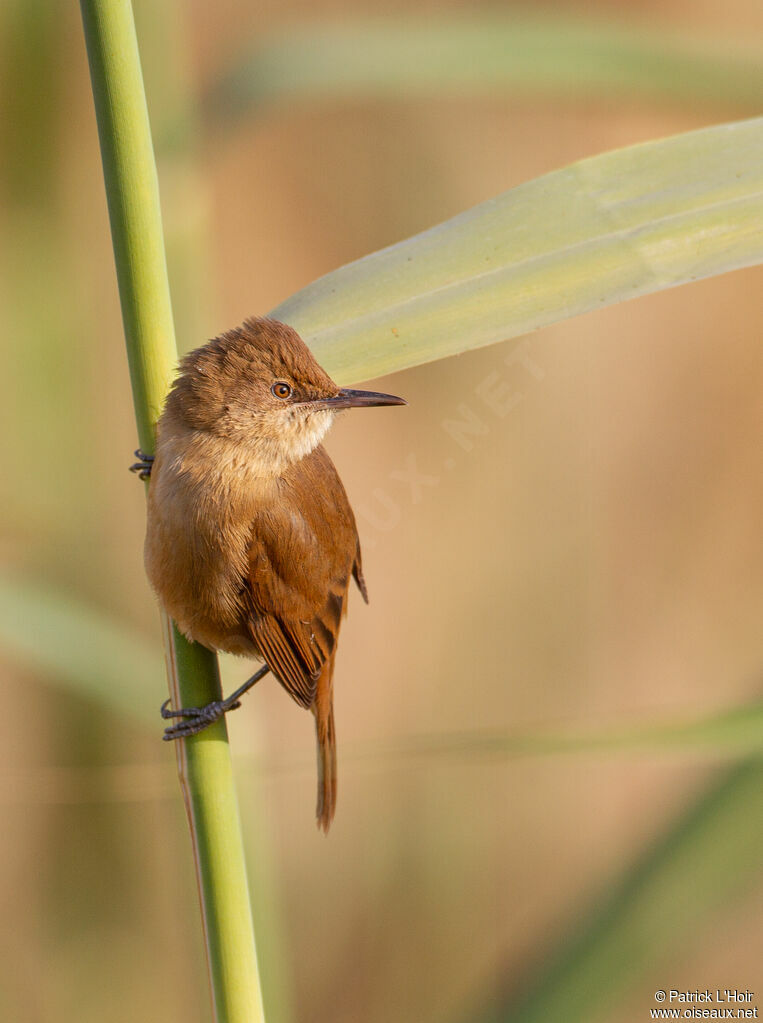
244,445,363,707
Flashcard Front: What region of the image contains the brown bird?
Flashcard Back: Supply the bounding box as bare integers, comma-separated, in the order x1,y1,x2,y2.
139,317,405,830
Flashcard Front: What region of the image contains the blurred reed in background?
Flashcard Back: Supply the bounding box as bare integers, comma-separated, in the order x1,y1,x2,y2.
0,1,761,1021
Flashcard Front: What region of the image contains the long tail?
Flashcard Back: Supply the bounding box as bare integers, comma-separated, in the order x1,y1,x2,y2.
312,664,337,832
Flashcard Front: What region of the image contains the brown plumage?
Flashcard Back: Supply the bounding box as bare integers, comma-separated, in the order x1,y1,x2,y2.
143,317,404,830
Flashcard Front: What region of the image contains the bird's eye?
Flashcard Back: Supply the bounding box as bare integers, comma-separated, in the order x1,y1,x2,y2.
271,382,292,400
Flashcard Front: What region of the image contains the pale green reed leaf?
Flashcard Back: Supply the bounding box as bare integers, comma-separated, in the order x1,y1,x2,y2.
271,118,763,384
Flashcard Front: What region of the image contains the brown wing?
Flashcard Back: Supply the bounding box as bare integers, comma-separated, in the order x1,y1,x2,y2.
245,445,363,708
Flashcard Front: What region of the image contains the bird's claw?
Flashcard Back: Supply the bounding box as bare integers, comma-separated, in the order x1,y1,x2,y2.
161,697,242,740
130,448,154,480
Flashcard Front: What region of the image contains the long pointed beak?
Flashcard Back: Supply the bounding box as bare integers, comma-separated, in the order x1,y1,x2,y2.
304,388,407,411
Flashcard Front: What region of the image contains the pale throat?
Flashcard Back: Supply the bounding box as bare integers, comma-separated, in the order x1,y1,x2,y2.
282,408,335,462
159,408,336,484
246,407,336,476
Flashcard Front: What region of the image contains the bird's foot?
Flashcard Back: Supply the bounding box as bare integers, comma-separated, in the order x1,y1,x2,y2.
160,664,270,741
161,695,242,740
130,449,154,480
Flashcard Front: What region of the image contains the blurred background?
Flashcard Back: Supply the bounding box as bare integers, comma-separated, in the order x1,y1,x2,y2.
1,1,761,1021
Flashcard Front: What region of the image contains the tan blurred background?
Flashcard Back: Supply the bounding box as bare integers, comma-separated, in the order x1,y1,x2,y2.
0,1,761,1021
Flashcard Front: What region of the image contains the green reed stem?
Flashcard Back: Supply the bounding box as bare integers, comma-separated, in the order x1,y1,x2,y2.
79,2,265,1019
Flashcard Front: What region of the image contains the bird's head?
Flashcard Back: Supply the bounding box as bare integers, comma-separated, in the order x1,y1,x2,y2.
166,317,405,471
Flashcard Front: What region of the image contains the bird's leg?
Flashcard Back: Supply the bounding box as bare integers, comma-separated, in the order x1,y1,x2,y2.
130,448,154,480
161,663,271,740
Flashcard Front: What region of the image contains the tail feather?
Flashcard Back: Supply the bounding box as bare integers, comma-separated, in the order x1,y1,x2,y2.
314,702,336,832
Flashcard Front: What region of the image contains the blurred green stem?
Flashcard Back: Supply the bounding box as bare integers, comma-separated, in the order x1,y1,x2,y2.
79,2,265,1020
479,760,763,1023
